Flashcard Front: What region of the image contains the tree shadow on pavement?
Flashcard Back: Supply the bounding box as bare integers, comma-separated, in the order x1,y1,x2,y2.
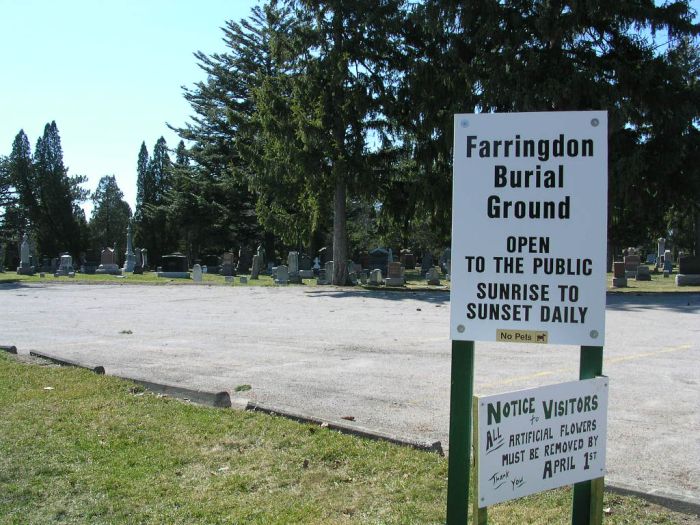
303,288,450,305
606,292,700,313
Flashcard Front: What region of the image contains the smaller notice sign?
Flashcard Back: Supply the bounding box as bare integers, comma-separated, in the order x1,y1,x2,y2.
476,378,608,507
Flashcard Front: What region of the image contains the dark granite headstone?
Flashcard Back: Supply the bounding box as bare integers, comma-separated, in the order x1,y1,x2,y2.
420,252,434,276
400,251,416,270
299,253,312,271
220,252,235,276
82,249,99,274
318,246,329,264
202,255,220,274
236,247,251,274
161,253,188,272
368,248,389,275
133,248,144,274
678,256,700,275
613,261,625,278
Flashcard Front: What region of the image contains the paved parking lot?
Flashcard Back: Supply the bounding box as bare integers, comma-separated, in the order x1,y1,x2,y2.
1,282,698,508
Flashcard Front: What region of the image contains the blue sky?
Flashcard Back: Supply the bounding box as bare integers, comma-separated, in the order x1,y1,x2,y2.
1,1,698,218
0,0,259,216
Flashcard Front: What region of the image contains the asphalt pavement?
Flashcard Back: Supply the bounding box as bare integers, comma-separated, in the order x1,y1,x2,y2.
1,281,698,510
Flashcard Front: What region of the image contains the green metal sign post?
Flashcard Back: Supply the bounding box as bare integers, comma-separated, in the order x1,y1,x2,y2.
446,340,475,524
572,345,605,525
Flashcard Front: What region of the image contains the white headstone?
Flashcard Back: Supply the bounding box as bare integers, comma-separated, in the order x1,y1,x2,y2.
192,264,203,283
369,268,383,285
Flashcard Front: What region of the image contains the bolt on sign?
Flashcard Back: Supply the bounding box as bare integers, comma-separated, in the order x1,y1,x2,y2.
450,111,608,346
475,378,609,507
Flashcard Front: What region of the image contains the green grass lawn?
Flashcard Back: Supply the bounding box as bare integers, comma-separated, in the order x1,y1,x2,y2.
0,353,693,525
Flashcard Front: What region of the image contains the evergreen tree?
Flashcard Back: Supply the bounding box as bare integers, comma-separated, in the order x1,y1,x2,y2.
134,137,176,263
6,130,37,233
173,4,291,259
391,0,700,255
89,175,132,255
134,141,151,224
33,121,86,258
258,0,403,284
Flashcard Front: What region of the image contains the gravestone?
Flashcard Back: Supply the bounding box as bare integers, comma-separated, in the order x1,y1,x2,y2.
368,248,389,276
316,269,327,285
400,250,416,270
122,223,136,273
133,248,144,274
298,253,314,279
236,247,251,274
54,254,74,277
220,252,235,276
612,261,627,287
140,248,149,271
275,264,289,285
250,254,261,279
157,253,190,278
38,257,53,273
358,252,370,270
420,252,433,276
623,254,640,278
82,249,99,274
240,276,248,284
664,250,673,266
676,255,700,286
347,260,359,285
663,251,673,276
324,261,334,284
318,246,329,264
439,248,452,273
288,251,301,283
657,238,666,266
16,233,35,275
426,267,441,285
645,253,657,265
192,264,203,283
385,261,405,286
312,257,321,272
202,255,220,275
256,244,266,267
635,265,651,281
96,247,120,275
369,268,383,286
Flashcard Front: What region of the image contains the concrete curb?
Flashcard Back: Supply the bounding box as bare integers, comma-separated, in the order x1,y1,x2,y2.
606,482,700,517
29,350,105,374
0,345,18,354
246,401,444,455
25,351,232,408
114,377,232,408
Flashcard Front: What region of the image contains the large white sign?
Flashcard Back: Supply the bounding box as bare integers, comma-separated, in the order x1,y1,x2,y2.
450,111,607,345
477,378,608,507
